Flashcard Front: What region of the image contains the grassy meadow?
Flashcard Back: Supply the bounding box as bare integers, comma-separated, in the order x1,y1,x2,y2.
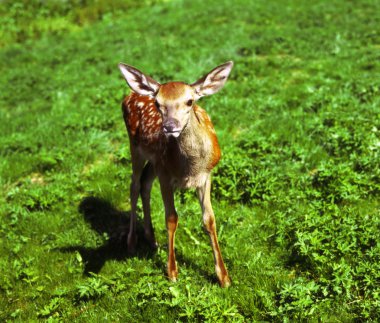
1,0,380,321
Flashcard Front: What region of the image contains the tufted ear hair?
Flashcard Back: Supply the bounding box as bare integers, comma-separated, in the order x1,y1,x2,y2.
118,63,161,97
191,61,233,100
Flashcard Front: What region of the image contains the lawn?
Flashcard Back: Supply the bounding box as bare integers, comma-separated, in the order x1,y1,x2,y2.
1,0,380,321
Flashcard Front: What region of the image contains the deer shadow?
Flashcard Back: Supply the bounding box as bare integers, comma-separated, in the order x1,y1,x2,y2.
58,196,159,275
59,196,220,284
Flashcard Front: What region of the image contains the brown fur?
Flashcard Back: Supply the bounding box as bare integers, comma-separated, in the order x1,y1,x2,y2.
122,92,221,187
159,82,188,101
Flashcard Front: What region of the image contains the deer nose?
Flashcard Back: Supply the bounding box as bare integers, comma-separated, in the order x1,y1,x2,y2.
163,119,179,134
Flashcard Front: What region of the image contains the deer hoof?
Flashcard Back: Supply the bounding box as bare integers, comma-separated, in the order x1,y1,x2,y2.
168,270,178,282
220,275,231,288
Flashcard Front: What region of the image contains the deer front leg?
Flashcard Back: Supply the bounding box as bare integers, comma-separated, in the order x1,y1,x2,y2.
197,176,231,287
128,149,145,254
159,177,178,282
140,162,158,250
128,172,140,254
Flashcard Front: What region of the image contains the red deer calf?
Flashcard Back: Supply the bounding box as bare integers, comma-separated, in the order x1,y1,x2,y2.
118,61,233,287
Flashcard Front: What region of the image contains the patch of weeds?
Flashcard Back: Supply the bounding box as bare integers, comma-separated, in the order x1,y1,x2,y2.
131,275,244,321
308,162,362,203
213,145,278,204
6,184,64,212
271,201,380,320
37,297,65,319
75,275,110,302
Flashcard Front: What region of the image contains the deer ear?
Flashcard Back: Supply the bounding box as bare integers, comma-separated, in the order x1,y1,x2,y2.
191,61,233,99
118,63,160,97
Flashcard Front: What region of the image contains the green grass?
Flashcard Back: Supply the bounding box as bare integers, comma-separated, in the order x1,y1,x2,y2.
1,0,380,320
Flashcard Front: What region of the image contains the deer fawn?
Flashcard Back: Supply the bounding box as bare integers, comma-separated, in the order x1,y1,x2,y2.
118,61,233,287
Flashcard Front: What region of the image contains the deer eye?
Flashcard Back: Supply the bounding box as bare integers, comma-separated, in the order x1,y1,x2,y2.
186,99,193,107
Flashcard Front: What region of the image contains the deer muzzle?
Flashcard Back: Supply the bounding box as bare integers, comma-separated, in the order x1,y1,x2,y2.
163,119,181,138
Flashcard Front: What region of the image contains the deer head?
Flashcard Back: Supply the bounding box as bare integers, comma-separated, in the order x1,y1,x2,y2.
118,62,233,138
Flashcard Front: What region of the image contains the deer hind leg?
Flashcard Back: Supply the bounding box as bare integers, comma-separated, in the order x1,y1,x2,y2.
128,146,146,254
140,162,158,249
197,176,231,287
159,176,178,281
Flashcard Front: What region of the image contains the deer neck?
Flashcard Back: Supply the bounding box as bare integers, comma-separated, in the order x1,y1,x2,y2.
162,108,212,188
177,107,210,156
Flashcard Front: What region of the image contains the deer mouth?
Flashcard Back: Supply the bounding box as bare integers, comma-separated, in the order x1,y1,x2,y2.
164,130,181,138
